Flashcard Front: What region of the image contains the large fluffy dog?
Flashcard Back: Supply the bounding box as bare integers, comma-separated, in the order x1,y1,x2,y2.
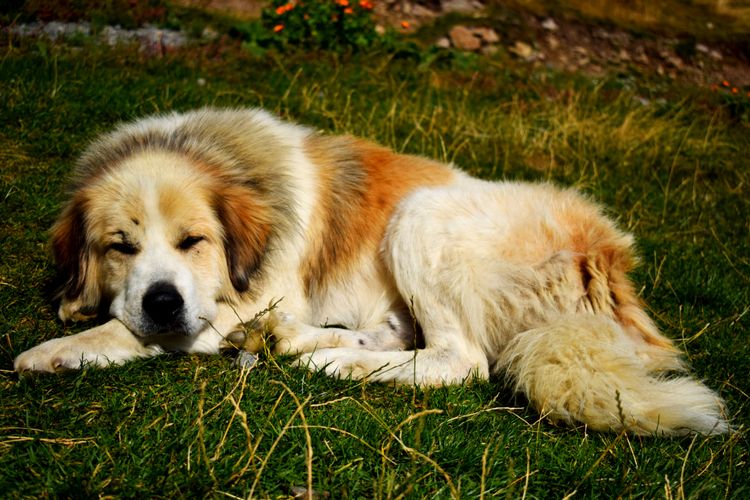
15,108,728,435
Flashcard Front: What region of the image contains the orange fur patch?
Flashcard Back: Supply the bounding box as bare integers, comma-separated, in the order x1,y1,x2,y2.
555,198,676,350
51,194,89,299
214,183,273,293
51,191,104,319
302,136,455,293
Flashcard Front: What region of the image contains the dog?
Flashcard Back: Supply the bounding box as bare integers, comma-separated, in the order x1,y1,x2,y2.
14,108,728,435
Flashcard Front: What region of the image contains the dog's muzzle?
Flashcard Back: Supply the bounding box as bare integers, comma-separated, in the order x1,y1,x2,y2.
142,281,185,331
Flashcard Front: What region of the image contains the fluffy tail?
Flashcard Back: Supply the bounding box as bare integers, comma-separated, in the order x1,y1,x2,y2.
497,314,729,436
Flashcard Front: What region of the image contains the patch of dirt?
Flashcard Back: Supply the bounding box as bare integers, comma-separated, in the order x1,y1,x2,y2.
175,0,265,19
389,0,750,86
512,14,750,87
183,0,750,87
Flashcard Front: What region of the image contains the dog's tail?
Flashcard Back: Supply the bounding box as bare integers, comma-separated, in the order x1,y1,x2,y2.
496,314,729,435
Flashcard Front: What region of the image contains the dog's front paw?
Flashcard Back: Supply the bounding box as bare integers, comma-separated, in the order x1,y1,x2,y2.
14,338,89,373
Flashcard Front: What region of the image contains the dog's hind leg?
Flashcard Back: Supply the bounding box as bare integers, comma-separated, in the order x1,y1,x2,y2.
293,309,491,385
270,309,418,354
297,344,489,385
295,304,490,385
496,314,729,435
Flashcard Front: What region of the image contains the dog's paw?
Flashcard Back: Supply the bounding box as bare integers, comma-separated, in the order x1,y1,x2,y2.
296,348,379,380
14,338,90,373
370,312,416,350
267,310,297,331
268,311,302,354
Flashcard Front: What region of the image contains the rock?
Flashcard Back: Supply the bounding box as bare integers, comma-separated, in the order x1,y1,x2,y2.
709,49,722,61
101,25,127,46
233,351,258,370
436,36,451,48
572,46,590,65
546,35,560,50
472,27,499,43
618,48,631,61
9,21,91,40
509,40,535,60
442,0,484,14
667,56,683,69
201,26,218,40
541,18,558,31
289,486,329,499
43,21,91,40
481,44,499,55
412,4,438,19
449,25,481,51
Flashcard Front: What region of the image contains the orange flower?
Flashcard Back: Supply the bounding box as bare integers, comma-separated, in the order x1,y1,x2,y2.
400,20,410,29
731,87,739,94
722,80,730,87
275,3,294,15
344,6,354,14
336,0,349,5
359,0,373,8
273,24,284,33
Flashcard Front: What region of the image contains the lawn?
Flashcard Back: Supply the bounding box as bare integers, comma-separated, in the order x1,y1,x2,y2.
1,11,749,498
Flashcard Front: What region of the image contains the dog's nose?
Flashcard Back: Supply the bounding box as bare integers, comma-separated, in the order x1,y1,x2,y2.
142,282,184,326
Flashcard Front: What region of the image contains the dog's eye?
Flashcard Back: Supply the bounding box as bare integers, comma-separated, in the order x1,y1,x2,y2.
109,242,138,255
178,235,204,250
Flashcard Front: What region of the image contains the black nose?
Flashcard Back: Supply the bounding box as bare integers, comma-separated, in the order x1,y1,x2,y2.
142,282,184,326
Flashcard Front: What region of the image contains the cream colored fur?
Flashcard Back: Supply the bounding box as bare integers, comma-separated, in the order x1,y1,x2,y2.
14,108,728,436
498,315,726,435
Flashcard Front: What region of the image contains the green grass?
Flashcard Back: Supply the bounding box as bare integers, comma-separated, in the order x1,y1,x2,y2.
1,33,749,498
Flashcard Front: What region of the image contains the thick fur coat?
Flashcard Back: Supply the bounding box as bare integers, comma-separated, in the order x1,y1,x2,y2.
14,108,728,435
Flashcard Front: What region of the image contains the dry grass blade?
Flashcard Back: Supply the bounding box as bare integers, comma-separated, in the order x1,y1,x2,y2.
0,435,95,450
247,382,313,499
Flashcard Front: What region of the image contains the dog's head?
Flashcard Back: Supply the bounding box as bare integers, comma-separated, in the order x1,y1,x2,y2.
52,150,272,337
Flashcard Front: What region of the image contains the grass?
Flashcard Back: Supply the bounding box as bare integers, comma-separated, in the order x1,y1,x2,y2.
1,26,749,499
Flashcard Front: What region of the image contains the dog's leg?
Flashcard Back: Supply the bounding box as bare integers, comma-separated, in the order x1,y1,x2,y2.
14,319,161,373
297,344,489,385
294,301,490,385
13,301,280,372
270,310,417,354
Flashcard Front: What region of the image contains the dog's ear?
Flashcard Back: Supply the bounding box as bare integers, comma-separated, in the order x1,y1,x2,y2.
215,185,271,293
51,195,101,321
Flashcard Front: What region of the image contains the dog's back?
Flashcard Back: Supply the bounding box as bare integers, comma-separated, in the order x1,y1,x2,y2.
383,179,727,435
